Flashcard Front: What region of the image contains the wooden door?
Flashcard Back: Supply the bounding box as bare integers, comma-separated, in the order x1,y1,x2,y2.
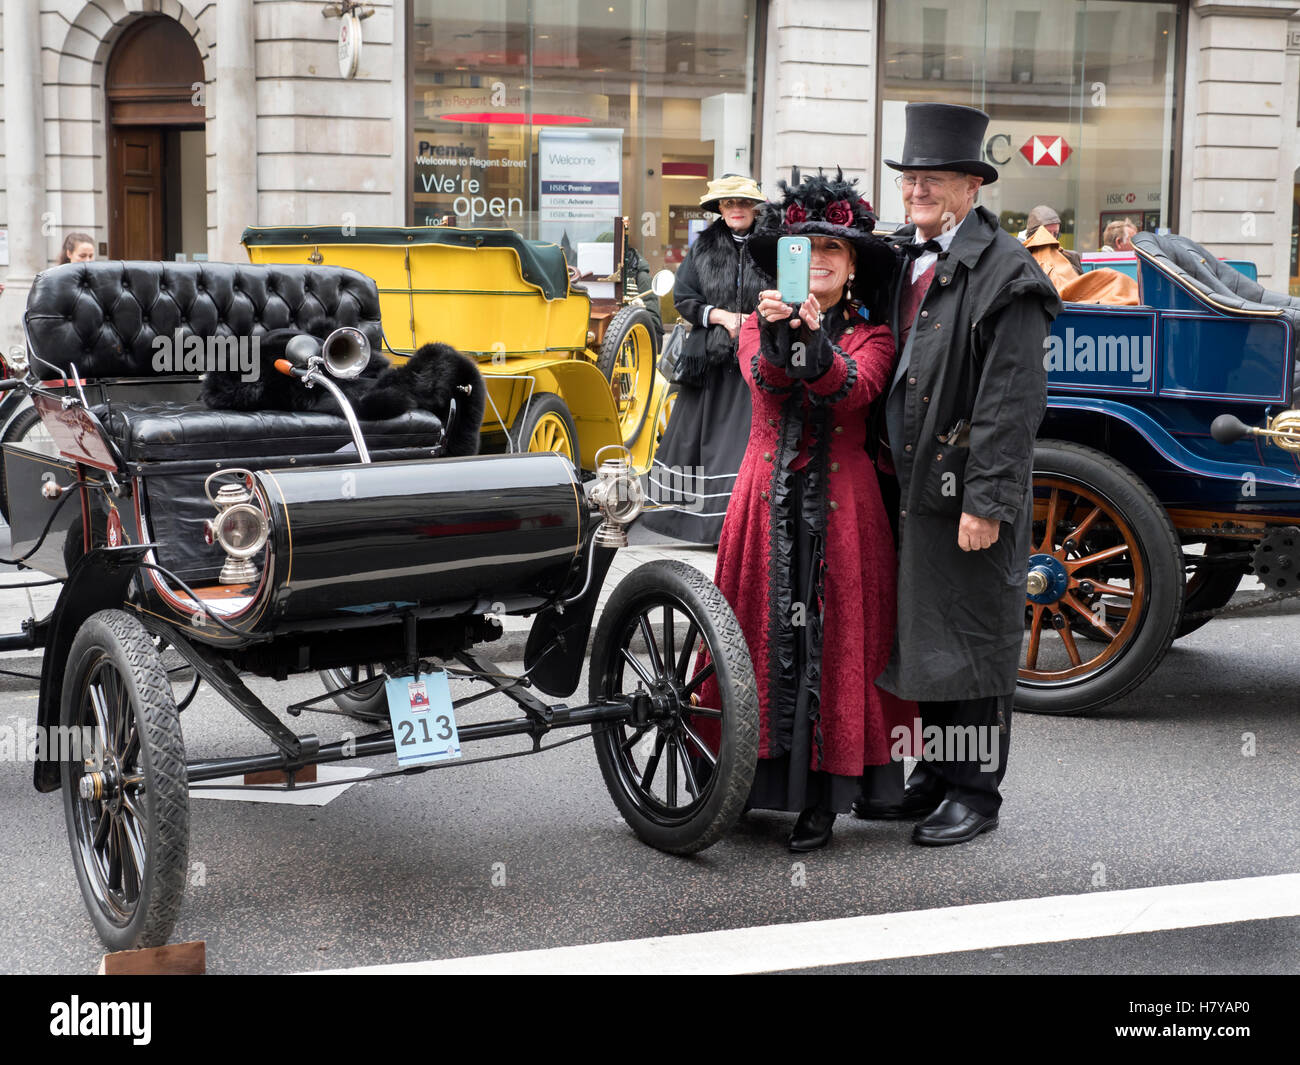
111,128,164,259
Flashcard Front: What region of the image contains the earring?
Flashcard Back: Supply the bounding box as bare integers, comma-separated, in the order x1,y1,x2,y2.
848,273,855,280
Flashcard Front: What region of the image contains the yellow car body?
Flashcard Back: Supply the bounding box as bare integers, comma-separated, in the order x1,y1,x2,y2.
242,225,671,472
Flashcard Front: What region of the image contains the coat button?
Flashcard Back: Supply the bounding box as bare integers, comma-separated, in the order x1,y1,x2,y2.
760,490,768,501
940,275,950,285
920,310,929,318
767,417,776,426
828,501,839,511
763,452,773,462
833,425,843,434
908,376,916,385
829,462,839,472
923,395,930,402
900,508,908,518
934,323,942,330
936,453,943,462
904,444,912,452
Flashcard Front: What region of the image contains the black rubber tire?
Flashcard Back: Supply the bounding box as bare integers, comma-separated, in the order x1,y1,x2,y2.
0,404,55,523
509,392,579,464
319,664,389,722
61,609,189,951
1018,441,1184,716
589,559,758,854
597,305,658,447
1175,540,1248,638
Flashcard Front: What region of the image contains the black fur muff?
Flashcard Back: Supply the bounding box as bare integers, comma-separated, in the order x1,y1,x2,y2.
199,319,486,457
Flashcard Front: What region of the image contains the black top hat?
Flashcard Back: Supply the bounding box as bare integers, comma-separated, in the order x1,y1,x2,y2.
884,102,998,185
746,168,899,323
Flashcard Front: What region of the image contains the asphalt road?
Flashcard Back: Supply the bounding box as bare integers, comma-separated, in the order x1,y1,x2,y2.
2,590,1299,974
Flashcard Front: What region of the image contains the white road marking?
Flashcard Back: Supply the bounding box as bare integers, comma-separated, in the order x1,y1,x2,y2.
313,873,1300,975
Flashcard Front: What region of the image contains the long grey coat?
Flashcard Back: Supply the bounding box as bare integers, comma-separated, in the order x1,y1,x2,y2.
877,206,1062,701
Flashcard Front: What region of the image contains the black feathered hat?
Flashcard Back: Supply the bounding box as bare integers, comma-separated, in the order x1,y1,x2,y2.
746,167,900,322
884,102,998,185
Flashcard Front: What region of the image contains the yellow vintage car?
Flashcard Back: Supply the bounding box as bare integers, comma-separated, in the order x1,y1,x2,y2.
241,222,674,472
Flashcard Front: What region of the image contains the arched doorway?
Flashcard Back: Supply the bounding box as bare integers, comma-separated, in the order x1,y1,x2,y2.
106,17,206,260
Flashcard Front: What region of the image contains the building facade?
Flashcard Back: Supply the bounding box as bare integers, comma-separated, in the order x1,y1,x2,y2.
3,0,1300,348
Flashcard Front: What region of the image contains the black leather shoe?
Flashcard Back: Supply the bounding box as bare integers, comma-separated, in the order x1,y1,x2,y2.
852,783,944,821
788,808,836,852
911,799,998,846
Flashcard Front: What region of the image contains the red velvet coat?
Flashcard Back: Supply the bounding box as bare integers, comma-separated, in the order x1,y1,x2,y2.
699,315,916,776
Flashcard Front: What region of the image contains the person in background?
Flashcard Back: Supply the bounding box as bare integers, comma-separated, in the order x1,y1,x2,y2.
1101,218,1138,252
640,174,765,544
1023,205,1081,273
60,233,95,264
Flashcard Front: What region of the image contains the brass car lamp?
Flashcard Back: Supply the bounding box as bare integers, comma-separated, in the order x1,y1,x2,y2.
203,471,270,585
589,452,645,548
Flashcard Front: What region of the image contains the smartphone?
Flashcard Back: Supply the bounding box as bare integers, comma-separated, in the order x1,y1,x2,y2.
776,236,810,306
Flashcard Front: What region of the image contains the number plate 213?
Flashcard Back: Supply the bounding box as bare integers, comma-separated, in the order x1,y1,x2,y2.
385,673,461,766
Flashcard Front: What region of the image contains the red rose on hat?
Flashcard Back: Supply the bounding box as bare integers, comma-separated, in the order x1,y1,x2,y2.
785,203,807,225
824,199,854,227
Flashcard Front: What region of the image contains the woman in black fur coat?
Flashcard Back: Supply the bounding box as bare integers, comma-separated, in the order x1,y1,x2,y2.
640,174,765,544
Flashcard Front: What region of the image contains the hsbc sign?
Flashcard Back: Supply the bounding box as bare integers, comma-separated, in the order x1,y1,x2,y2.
1019,135,1072,166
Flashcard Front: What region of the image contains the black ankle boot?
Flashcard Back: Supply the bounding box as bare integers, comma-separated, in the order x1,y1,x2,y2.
788,807,835,852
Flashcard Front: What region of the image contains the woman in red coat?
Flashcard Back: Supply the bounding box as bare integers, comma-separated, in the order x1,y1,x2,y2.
698,171,914,851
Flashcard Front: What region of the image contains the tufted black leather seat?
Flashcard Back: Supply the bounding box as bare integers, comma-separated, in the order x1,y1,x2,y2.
97,403,445,463
24,260,385,379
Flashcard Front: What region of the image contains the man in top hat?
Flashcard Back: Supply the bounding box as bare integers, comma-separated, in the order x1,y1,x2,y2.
854,102,1062,844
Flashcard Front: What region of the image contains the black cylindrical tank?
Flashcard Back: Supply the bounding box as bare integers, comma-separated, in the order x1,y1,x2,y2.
253,452,591,627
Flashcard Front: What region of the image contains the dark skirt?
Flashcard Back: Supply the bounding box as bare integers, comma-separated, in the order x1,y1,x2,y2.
639,361,751,545
746,468,903,815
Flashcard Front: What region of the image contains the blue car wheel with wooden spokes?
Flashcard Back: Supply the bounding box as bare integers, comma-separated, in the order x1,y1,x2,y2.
1018,441,1184,715
589,560,758,854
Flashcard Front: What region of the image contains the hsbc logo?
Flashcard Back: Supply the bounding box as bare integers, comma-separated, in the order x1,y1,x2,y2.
1020,135,1072,166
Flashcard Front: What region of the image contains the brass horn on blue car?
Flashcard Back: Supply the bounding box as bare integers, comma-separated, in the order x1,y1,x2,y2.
1211,410,1300,452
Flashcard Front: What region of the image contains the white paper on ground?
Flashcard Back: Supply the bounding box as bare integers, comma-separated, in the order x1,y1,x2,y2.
190,764,374,806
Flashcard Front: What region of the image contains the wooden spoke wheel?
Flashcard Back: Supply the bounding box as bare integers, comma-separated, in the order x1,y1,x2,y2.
589,560,757,854
61,610,189,951
509,393,578,464
1018,441,1183,715
598,306,658,447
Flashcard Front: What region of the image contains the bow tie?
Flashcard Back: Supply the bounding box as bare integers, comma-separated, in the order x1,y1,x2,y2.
902,239,944,260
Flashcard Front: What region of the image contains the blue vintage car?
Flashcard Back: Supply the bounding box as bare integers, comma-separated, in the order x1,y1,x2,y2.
1022,231,1300,714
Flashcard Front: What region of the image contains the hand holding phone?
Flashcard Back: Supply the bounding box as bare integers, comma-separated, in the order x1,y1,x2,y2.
777,236,810,306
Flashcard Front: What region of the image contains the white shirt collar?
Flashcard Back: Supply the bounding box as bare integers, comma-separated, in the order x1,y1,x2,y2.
909,211,969,280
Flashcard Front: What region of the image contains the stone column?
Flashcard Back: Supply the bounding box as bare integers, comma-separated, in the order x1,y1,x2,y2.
1,0,47,351
214,0,258,262
760,0,877,198
1188,0,1300,287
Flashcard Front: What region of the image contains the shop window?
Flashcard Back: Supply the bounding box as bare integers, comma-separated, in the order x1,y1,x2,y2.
880,0,1181,252
411,0,759,294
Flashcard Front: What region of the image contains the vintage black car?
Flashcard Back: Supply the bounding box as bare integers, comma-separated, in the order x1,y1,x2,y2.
2,261,757,952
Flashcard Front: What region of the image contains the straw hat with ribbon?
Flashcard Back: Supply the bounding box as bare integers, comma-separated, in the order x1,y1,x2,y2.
699,173,765,214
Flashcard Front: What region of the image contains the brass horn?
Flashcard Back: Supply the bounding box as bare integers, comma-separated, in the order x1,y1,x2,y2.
320,326,370,379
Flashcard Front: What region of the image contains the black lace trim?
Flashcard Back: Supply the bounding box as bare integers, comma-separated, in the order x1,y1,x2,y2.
812,342,858,406
751,354,793,394
764,388,802,758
